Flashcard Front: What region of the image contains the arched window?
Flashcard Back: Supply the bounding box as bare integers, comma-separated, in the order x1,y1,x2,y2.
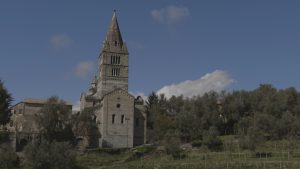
121,115,125,124
112,68,120,76
117,56,120,64
112,114,115,124
111,55,120,65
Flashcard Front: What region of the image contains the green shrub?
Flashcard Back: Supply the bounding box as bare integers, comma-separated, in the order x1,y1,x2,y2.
24,140,79,169
192,140,202,147
0,131,9,144
132,145,156,159
0,144,20,169
202,127,223,151
239,135,255,150
239,127,266,151
133,145,155,155
203,135,223,151
96,147,128,155
164,136,185,159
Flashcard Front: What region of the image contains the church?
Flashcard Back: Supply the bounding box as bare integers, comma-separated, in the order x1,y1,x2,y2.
80,11,146,148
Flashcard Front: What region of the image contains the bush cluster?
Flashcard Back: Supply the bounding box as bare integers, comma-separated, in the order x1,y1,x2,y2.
0,144,19,169
24,141,79,169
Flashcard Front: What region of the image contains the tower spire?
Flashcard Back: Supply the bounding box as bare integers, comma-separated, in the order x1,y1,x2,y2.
105,10,123,46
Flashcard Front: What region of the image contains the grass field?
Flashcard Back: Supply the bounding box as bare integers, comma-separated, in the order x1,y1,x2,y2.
77,136,300,169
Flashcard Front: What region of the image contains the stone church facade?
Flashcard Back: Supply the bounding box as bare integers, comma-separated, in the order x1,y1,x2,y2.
80,11,146,148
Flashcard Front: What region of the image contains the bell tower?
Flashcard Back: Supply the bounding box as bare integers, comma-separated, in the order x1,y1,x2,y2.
80,11,146,148
97,11,129,97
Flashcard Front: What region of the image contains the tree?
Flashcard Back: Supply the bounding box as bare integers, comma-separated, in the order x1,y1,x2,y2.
176,110,201,141
145,84,300,147
73,107,101,148
0,80,12,125
35,96,75,143
223,90,251,134
145,92,159,130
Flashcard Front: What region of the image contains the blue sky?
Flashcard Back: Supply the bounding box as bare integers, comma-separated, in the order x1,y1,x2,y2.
1,0,300,106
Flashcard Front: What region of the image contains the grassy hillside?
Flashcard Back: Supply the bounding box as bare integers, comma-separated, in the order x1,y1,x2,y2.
77,136,300,169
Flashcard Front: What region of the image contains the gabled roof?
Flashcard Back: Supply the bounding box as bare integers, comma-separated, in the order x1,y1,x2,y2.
102,88,135,100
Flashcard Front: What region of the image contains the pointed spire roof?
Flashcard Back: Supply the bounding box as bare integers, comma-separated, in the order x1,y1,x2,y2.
105,10,123,46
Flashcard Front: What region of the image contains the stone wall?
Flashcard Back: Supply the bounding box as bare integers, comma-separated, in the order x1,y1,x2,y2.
99,89,134,148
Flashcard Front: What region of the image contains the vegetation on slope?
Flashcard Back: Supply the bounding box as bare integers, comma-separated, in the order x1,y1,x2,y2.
1,83,300,168
146,84,300,150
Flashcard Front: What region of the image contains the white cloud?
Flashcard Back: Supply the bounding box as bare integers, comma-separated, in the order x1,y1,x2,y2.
151,10,164,22
50,34,73,48
157,70,235,99
72,100,80,112
75,61,95,78
130,91,148,101
151,5,190,24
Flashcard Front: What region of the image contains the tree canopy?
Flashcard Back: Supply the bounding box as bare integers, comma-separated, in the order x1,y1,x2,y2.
146,84,300,150
0,80,12,126
35,96,75,143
